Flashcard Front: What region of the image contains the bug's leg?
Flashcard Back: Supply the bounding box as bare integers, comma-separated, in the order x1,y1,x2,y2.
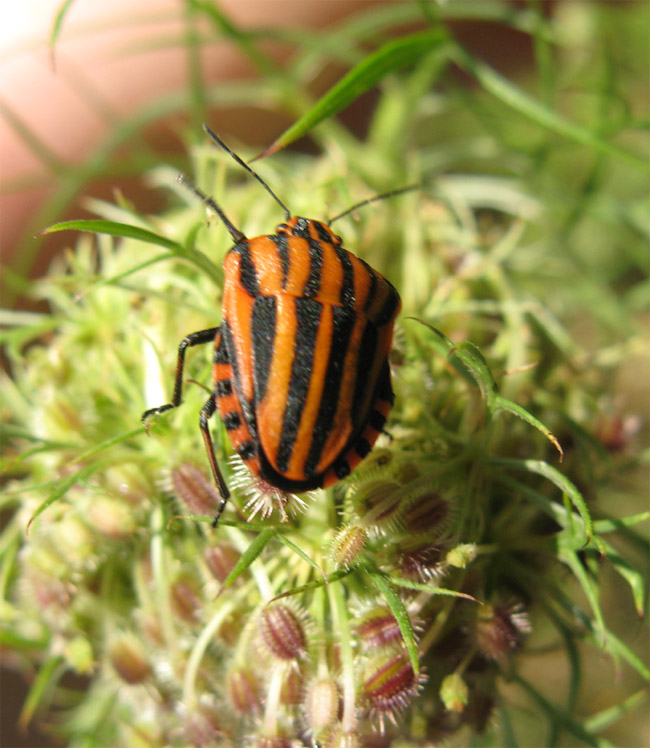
141,327,219,422
199,395,231,527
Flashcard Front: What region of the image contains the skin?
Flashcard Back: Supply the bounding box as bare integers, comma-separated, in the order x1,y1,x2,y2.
0,0,381,266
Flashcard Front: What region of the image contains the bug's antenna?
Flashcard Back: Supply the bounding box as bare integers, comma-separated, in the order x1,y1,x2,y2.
328,184,419,226
177,174,246,243
203,124,291,221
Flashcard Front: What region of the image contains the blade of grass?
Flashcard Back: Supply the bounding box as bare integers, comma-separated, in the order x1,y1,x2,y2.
451,44,646,170
49,0,77,68
599,540,646,617
39,219,183,250
268,570,351,603
18,656,65,730
26,458,115,533
583,689,649,734
491,458,593,542
219,527,276,592
557,546,607,644
493,395,564,460
258,29,450,158
368,568,420,676
39,219,220,282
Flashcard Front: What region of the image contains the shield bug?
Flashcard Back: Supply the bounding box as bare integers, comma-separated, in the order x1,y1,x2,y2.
142,125,406,525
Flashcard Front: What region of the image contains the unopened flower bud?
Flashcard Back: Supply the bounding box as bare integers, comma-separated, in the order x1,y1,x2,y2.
259,604,307,661
440,672,468,712
360,650,423,723
475,603,531,660
330,525,367,569
227,666,261,715
171,464,218,515
304,676,339,734
325,726,361,748
356,606,404,649
170,579,201,622
109,633,150,684
446,543,477,569
205,543,240,583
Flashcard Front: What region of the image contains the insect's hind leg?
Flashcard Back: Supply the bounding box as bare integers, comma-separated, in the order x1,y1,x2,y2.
141,327,219,422
199,394,231,526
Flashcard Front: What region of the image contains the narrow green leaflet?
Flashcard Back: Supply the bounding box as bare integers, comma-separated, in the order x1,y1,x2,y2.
601,628,650,681
412,320,498,394
491,458,593,542
18,656,65,730
268,570,351,603
583,689,649,734
49,0,76,65
68,427,145,467
512,674,603,748
599,541,646,617
260,29,450,157
39,219,220,282
368,569,420,676
39,219,181,250
386,576,479,602
451,45,646,170
275,534,328,580
557,546,607,644
593,512,650,534
449,341,498,404
417,321,564,457
26,459,115,532
494,395,563,459
219,528,276,591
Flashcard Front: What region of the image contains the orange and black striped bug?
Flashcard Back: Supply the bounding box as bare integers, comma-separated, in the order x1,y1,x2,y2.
143,125,410,525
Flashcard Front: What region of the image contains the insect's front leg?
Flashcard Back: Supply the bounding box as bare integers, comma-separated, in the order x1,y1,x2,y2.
198,395,231,526
141,327,219,423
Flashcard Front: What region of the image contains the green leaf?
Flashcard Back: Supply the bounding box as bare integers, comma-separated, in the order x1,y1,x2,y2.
493,394,563,459
583,688,650,734
275,534,328,580
451,44,646,170
593,512,650,534
410,319,492,391
449,341,498,404
368,569,420,676
513,674,604,748
268,570,351,603
39,219,220,283
49,0,76,66
491,458,593,542
600,541,646,617
558,547,607,644
386,576,479,602
18,656,65,730
219,527,276,591
26,459,115,532
69,427,145,467
39,219,182,250
602,629,650,681
259,29,450,157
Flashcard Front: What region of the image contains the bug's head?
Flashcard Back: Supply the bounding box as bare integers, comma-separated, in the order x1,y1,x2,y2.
277,217,343,246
